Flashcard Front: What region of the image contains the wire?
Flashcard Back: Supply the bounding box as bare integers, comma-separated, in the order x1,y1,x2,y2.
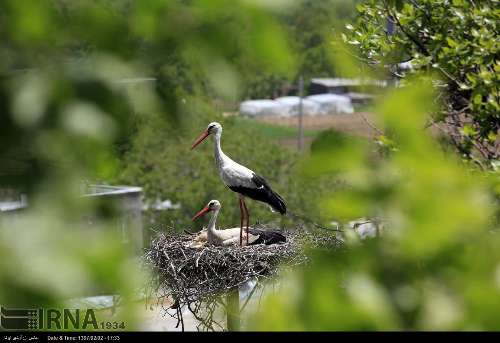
286,210,343,233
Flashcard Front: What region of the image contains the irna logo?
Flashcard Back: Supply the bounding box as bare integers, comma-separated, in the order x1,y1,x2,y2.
0,306,108,330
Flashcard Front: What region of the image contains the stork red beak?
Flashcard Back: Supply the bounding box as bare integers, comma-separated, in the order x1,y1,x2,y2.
192,206,210,221
191,130,210,150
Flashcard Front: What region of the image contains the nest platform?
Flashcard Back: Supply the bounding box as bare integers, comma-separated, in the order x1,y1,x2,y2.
144,225,341,330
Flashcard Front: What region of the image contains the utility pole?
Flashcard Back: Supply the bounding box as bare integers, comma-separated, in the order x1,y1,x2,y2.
297,76,304,151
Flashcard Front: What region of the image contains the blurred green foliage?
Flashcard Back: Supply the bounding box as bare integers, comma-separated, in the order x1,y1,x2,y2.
0,0,306,329
248,14,500,327
285,0,360,80
0,0,298,192
242,0,361,99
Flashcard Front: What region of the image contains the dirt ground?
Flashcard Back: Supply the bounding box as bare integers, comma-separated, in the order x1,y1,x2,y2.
257,112,379,137
256,112,380,150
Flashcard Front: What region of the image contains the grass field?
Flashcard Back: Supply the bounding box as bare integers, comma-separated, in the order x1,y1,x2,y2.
232,116,320,141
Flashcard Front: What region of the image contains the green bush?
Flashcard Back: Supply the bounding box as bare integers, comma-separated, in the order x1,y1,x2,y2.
343,0,499,164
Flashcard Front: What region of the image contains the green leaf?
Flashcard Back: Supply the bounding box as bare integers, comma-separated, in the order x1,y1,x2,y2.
446,37,458,48
461,124,477,137
473,93,483,105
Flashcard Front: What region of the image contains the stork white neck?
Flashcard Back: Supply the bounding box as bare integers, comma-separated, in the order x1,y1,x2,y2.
213,131,227,169
210,128,256,189
207,207,220,243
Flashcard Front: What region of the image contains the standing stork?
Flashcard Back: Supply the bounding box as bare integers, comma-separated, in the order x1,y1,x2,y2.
191,122,286,246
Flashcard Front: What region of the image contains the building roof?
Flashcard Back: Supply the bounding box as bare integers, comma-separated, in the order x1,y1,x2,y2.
82,184,143,197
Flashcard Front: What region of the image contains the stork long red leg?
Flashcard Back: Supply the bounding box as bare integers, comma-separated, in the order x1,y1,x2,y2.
242,197,250,245
238,197,244,246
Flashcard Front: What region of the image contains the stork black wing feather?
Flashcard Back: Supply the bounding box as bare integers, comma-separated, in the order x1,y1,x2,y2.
228,173,287,215
251,173,271,189
228,175,286,214
251,173,286,214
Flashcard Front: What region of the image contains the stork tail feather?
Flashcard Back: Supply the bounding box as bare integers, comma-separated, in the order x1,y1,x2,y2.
248,228,286,245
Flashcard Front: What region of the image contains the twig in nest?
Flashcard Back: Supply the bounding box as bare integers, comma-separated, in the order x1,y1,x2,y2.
195,249,205,268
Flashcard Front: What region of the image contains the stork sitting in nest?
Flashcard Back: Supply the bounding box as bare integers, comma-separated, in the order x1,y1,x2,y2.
187,200,285,248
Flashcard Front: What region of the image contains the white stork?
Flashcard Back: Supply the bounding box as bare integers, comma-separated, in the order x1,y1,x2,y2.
191,122,286,246
190,200,285,247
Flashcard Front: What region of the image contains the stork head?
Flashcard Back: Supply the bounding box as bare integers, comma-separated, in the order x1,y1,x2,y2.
192,200,221,220
191,122,222,150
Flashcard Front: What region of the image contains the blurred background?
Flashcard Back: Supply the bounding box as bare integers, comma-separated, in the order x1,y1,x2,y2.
0,0,498,331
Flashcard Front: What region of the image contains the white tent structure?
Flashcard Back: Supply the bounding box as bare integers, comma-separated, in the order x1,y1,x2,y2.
306,94,354,114
274,96,322,117
240,94,353,117
239,99,284,117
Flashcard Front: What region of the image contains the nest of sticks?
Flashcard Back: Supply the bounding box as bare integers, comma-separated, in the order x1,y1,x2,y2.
144,224,342,330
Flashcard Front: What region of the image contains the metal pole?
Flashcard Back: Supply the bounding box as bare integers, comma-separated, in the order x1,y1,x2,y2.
226,288,240,331
297,76,304,151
